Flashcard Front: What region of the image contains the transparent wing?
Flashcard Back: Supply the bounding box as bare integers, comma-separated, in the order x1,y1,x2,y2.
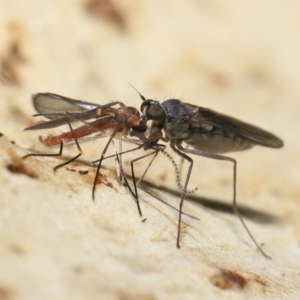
25,93,123,130
24,112,112,131
186,103,283,148
32,93,100,116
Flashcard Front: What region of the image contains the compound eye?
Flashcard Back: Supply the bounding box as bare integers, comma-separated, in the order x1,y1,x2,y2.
141,101,164,122
147,104,164,119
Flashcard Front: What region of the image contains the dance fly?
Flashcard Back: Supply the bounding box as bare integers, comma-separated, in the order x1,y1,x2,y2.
136,91,283,258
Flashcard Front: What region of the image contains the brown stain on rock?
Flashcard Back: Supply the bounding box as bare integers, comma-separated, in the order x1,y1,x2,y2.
210,268,269,292
84,0,127,31
6,149,38,179
0,284,14,300
66,166,115,189
0,22,27,86
86,170,114,188
210,269,247,290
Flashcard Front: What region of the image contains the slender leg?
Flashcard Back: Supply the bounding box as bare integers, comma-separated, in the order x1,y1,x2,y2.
133,149,160,187
181,146,271,259
92,144,144,163
22,140,64,160
92,141,151,217
169,140,194,248
92,124,120,200
129,149,160,210
22,117,83,171
53,152,82,171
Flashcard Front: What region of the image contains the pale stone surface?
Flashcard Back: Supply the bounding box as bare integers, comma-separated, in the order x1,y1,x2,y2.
0,1,299,299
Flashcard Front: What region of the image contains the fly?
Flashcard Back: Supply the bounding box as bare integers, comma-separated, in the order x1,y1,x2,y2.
23,93,150,216
136,90,283,258
23,93,187,220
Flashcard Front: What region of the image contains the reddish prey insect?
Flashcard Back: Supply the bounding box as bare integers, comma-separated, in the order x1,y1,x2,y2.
135,90,283,258
23,93,186,219
23,93,154,214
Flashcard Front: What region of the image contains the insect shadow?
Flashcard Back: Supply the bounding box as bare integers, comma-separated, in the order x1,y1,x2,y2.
140,178,280,225
133,87,283,258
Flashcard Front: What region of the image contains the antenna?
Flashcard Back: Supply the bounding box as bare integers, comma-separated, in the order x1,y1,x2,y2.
128,83,146,102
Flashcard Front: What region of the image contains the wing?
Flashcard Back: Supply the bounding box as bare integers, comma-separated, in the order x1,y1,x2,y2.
25,93,121,130
186,103,283,148
24,112,112,131
32,93,100,117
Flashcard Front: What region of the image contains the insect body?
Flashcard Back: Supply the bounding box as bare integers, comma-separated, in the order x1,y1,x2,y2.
141,98,283,152
24,93,150,214
139,95,283,257
25,93,145,143
23,93,184,220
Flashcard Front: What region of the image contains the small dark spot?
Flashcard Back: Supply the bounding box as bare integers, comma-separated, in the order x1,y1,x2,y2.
84,0,127,31
10,140,15,144
0,133,3,137
78,170,88,175
105,181,113,188
142,218,147,223
66,167,76,173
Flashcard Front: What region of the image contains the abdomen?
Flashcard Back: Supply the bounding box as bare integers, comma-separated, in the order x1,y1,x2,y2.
184,128,254,154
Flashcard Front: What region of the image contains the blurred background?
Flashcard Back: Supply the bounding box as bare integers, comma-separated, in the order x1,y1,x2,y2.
0,0,299,299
